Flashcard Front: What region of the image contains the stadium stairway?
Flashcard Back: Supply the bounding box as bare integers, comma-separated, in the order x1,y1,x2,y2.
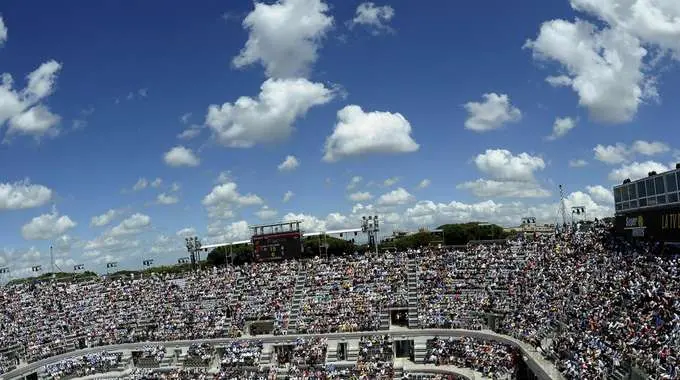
407,257,420,329
286,269,308,334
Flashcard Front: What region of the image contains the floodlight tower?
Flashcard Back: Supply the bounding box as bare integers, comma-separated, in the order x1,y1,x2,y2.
361,215,380,255
185,236,202,270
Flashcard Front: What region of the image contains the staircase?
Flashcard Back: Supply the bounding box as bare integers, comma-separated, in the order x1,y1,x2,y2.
379,310,390,330
286,269,308,334
407,258,420,329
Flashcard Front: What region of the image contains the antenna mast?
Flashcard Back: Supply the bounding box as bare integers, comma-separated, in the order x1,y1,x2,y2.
50,245,55,274
558,184,568,231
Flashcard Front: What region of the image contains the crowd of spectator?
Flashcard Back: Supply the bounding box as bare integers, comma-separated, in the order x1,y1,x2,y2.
356,334,394,379
295,253,408,334
1,220,679,380
0,353,18,374
44,350,122,379
424,337,515,379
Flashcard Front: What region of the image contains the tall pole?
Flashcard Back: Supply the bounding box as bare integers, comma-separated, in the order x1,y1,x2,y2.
50,245,54,274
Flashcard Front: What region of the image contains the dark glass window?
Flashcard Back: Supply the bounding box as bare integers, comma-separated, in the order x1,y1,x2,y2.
656,176,665,194
658,195,666,204
614,187,622,203
628,184,637,200
630,200,638,208
622,186,630,201
637,181,646,197
647,179,656,196
668,193,679,204
639,198,647,207
667,173,678,192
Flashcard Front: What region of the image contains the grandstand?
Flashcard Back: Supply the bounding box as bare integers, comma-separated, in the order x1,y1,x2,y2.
0,220,678,380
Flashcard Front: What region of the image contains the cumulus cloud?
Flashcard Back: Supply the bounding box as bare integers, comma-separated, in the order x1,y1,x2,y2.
282,190,295,203
233,0,333,78
109,213,151,237
0,179,52,210
349,2,395,34
206,78,335,148
0,17,6,46
383,177,400,187
474,149,546,182
586,185,615,205
323,105,419,162
346,176,363,190
377,187,415,206
594,141,670,164
348,191,373,202
416,179,431,189
457,179,551,198
163,146,200,167
547,117,576,140
203,182,263,219
608,161,670,182
464,93,521,132
0,58,63,140
21,207,77,240
525,13,659,123
205,220,251,244
156,193,179,205
132,178,148,191
278,155,300,171
176,227,196,238
255,205,278,220
90,209,120,227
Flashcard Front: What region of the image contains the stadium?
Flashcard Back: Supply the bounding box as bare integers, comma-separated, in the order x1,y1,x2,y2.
2,1,680,380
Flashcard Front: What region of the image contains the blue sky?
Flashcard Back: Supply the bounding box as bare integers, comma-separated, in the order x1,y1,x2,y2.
1,0,679,275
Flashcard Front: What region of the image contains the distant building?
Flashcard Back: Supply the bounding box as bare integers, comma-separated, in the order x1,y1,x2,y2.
613,165,680,242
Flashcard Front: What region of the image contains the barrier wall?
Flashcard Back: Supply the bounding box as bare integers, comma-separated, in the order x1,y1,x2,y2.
1,329,564,380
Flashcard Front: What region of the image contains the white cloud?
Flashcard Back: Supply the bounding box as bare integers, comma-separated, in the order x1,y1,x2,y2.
457,179,551,198
21,207,76,240
163,146,200,167
323,105,419,162
347,176,363,190
569,159,589,167
416,179,431,189
586,185,615,205
132,178,149,191
205,220,251,244
525,19,654,123
156,193,179,205
170,182,181,192
594,141,669,165
608,161,670,182
180,112,192,124
206,78,335,148
203,182,263,219
377,187,415,206
0,60,63,140
348,191,373,202
0,179,52,210
283,212,327,232
545,75,572,87
150,178,163,188
255,205,278,220
350,2,395,34
283,190,294,203
278,155,300,171
463,93,521,132
109,213,151,236
90,209,120,227
7,105,61,139
631,140,669,156
570,0,680,58
233,0,333,78
547,117,576,140
177,125,201,140
383,177,400,187
474,149,546,181
594,143,630,164
176,227,196,238
0,17,7,46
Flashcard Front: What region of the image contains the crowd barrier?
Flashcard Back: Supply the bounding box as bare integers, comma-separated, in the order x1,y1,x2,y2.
1,328,564,380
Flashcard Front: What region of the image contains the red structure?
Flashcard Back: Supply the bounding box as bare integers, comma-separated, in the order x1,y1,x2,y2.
251,221,303,261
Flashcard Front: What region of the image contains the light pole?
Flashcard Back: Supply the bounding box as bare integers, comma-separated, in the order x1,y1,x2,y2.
185,236,202,270
361,215,380,256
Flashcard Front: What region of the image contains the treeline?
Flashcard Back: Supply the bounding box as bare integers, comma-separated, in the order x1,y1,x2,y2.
3,222,512,285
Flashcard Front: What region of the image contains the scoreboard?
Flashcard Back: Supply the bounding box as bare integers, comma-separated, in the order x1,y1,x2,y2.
252,232,302,261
